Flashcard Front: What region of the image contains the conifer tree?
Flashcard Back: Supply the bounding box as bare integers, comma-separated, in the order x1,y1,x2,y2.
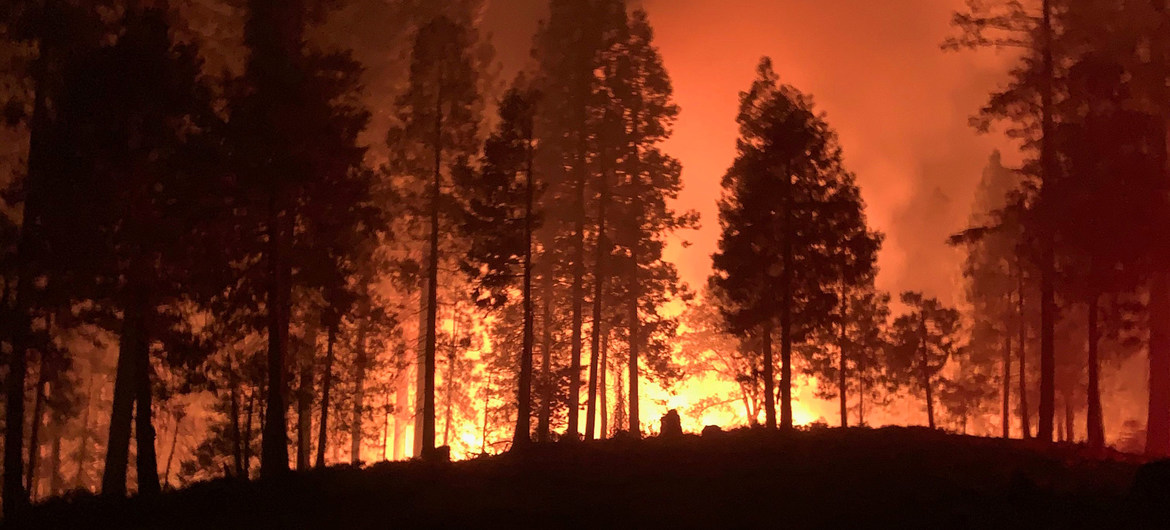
711,58,872,431
388,15,480,456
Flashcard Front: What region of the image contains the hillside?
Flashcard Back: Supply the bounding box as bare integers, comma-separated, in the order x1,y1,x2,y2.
10,426,1166,529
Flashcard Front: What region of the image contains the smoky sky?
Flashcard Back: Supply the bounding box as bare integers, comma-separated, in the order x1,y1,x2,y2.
482,0,1019,306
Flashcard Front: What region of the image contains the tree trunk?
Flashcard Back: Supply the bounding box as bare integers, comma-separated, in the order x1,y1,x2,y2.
443,316,455,447
536,270,554,443
1087,294,1105,449
614,357,627,433
1064,390,1074,442
779,171,794,431
1036,0,1057,444
628,273,641,437
4,37,56,515
352,320,368,464
243,390,255,479
515,136,537,448
102,290,145,497
568,174,585,442
228,353,244,477
26,373,46,501
75,374,95,490
1002,327,1012,439
838,283,848,428
420,92,442,459
857,349,866,427
163,409,181,488
414,275,428,456
599,330,608,439
261,190,292,477
762,323,777,430
921,310,935,430
1147,271,1170,457
393,342,408,460
586,165,608,441
134,301,160,496
1018,255,1031,439
47,414,62,498
296,316,319,470
316,321,336,468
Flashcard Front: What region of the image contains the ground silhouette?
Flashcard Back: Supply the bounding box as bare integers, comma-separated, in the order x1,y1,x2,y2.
10,427,1165,529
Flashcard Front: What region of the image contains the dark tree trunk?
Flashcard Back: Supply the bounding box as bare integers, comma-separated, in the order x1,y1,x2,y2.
243,390,255,479
762,323,777,430
26,373,46,500
923,371,936,430
779,170,794,431
393,342,408,460
352,320,367,464
4,37,56,515
1087,294,1105,449
134,301,161,496
261,191,291,477
296,318,318,470
586,166,609,441
443,316,455,447
163,411,181,488
421,93,441,459
599,330,608,439
1018,255,1031,439
569,169,585,442
75,374,95,490
857,349,866,427
838,283,848,428
316,321,336,468
514,137,537,448
628,274,641,437
228,354,244,477
1147,271,1170,457
1003,327,1012,439
536,270,554,443
920,310,935,430
1037,0,1057,444
48,415,62,498
102,292,145,497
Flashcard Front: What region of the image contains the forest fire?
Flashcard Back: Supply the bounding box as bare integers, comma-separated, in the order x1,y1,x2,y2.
2,0,1170,527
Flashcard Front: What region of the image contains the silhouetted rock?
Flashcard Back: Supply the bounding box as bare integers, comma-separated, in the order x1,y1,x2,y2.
659,410,683,439
701,425,724,438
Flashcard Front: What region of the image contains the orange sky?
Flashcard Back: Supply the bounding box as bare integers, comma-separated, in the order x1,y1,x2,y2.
485,0,1020,305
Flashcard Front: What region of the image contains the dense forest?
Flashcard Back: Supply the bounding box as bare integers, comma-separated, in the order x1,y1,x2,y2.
0,0,1168,521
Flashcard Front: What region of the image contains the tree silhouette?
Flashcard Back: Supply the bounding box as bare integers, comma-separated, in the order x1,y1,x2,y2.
388,15,481,457
456,84,541,447
232,0,371,477
711,57,871,431
888,292,965,430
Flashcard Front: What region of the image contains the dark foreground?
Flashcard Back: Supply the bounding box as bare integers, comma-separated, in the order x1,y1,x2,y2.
10,427,1169,529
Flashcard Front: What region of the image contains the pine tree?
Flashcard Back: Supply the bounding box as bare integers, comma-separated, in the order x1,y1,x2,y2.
947,0,1062,443
232,0,372,477
952,152,1023,439
711,58,871,431
388,15,481,457
604,7,695,437
456,84,541,447
887,292,965,430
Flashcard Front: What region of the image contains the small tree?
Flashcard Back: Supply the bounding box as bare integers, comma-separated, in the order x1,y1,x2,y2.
887,292,964,430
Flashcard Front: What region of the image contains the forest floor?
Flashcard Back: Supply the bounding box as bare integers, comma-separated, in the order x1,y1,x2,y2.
11,426,1169,529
